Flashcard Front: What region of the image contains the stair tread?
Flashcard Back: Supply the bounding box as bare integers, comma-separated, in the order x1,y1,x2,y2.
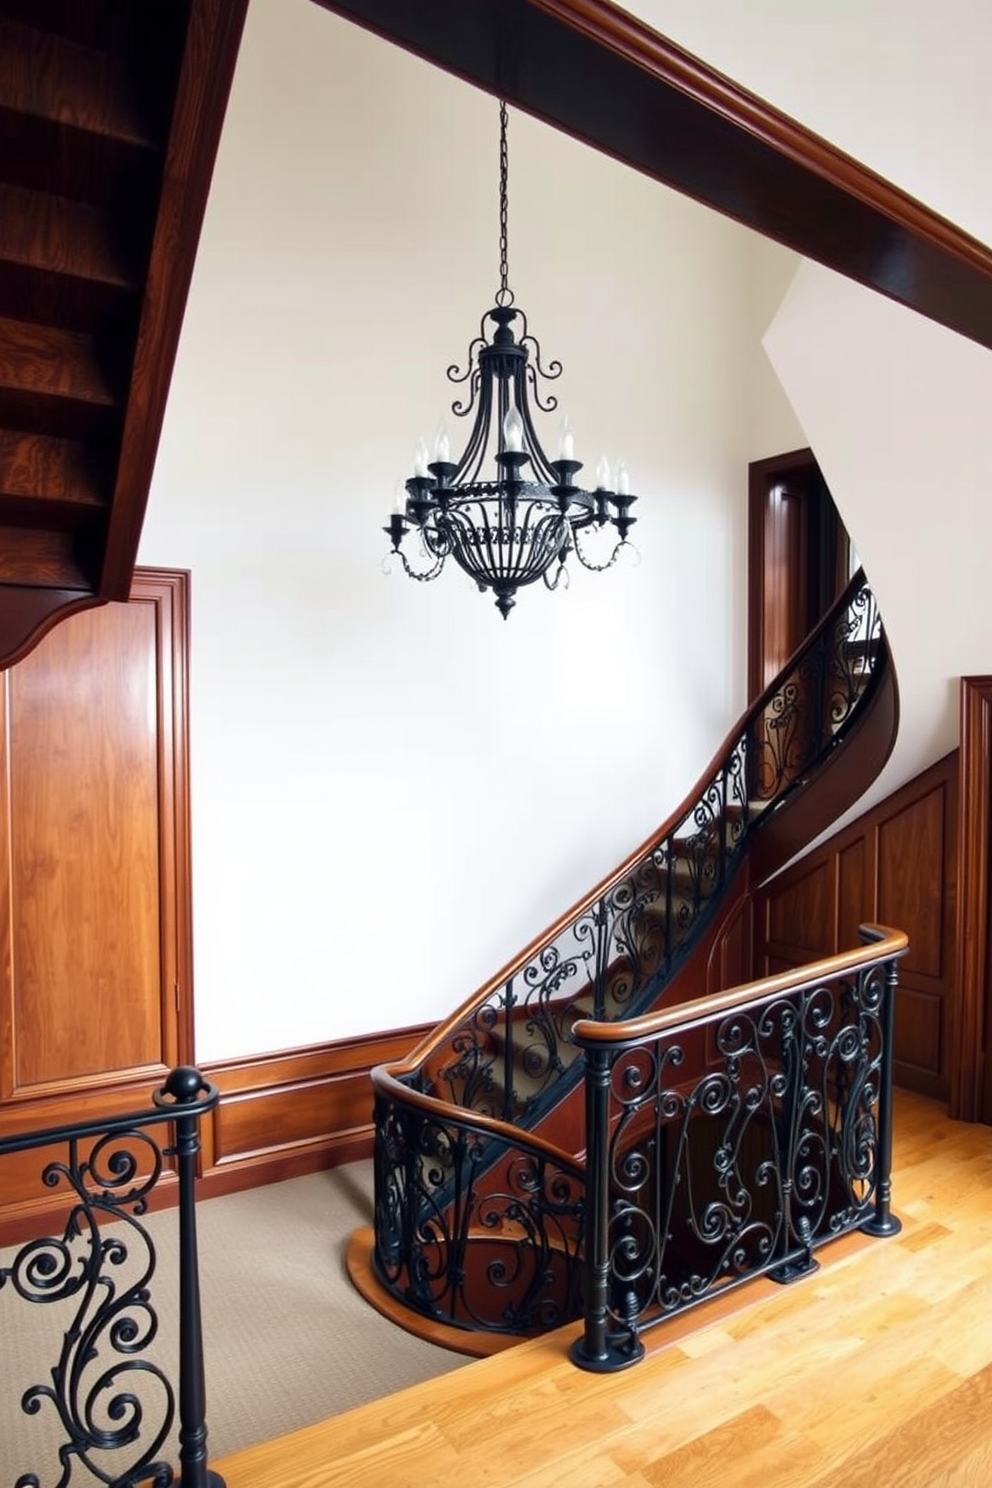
0,181,136,288
0,429,108,507
0,18,158,149
0,315,118,405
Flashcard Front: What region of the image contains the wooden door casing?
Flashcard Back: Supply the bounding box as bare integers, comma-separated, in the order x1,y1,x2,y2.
0,569,192,1234
747,449,849,702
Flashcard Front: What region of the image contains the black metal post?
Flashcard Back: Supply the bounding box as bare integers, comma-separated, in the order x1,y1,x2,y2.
161,1066,226,1488
570,1045,643,1372
860,957,903,1238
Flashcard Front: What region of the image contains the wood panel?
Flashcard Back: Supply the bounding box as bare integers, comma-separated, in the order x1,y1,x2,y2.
4,600,161,1088
756,753,958,1099
195,1024,433,1200
954,677,992,1122
0,569,192,1241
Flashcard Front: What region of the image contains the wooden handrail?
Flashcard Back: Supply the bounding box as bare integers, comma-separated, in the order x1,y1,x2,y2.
571,923,908,1047
371,1064,585,1179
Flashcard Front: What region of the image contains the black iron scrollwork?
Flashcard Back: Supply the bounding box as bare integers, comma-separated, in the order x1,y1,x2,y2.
572,952,897,1368
373,1091,585,1337
1,1069,221,1488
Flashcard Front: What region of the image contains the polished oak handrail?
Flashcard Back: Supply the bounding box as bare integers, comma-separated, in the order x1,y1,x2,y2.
571,923,908,1047
371,1063,585,1179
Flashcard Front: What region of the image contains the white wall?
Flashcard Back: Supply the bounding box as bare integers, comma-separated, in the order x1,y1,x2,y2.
139,0,801,1061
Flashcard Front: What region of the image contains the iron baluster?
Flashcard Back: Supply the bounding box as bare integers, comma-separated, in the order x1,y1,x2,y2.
570,1045,644,1372
860,951,903,1238
592,897,610,1020
156,1068,226,1488
503,977,516,1124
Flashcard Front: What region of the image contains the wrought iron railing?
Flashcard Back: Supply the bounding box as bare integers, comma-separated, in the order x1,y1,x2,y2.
369,571,893,1340
373,1076,585,1338
407,570,885,1132
569,925,906,1371
0,1067,222,1488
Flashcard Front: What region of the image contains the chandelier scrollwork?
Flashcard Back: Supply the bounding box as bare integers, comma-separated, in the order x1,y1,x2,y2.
384,103,639,619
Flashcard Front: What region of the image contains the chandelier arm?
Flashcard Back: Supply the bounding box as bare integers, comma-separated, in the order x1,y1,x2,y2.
523,360,559,420
446,330,489,390
517,313,563,383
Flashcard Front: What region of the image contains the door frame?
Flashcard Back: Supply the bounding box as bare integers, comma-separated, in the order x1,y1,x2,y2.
747,448,849,702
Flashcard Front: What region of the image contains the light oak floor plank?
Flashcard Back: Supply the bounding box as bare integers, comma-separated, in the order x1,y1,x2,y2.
214,1090,992,1488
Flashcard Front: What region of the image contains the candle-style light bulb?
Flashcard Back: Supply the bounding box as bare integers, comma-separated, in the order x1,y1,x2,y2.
558,416,575,462
616,460,630,496
413,437,430,478
595,455,611,490
391,483,406,515
433,421,450,464
502,404,524,453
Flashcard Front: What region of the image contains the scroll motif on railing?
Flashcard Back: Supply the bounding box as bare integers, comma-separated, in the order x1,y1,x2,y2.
374,1092,585,1337
1,1068,220,1488
599,961,888,1353
1,1132,175,1488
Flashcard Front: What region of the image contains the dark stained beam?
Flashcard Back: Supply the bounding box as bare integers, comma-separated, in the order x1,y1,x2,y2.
312,0,992,353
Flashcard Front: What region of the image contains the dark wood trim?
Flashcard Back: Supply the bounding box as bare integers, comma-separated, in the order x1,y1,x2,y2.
748,447,811,702
0,1025,433,1244
99,0,249,597
953,678,992,1120
194,1024,434,1199
0,589,104,670
133,567,195,1069
314,0,992,353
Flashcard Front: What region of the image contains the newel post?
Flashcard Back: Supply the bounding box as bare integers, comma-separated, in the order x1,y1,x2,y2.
860,956,902,1239
157,1066,226,1488
570,1043,643,1372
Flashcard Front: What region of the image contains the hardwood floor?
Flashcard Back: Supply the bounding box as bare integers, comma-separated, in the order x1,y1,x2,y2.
214,1090,992,1487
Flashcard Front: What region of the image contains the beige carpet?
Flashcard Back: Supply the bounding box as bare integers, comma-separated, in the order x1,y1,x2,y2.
1,1160,470,1482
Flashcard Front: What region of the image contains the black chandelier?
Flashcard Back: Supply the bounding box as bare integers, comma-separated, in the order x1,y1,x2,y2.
384,103,638,619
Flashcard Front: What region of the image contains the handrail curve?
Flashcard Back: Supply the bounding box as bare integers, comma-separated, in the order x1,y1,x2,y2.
371,1063,585,1180
572,923,908,1046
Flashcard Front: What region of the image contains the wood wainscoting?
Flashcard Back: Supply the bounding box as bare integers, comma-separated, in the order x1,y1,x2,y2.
755,753,958,1101
196,1024,432,1199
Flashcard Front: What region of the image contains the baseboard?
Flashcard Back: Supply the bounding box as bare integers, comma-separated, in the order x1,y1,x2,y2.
196,1023,432,1198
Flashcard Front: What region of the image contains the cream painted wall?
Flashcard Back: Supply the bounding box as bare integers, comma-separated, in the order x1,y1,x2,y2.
139,0,802,1061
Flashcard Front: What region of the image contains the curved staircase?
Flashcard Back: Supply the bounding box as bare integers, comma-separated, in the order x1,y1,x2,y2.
352,570,898,1351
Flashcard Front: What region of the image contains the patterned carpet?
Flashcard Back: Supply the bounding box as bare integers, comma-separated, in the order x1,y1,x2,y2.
1,1160,469,1482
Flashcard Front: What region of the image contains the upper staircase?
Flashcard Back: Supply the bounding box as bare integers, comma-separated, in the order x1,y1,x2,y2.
0,0,246,666
360,570,898,1345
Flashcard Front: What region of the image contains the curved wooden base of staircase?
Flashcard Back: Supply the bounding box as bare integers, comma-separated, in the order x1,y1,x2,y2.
345,1226,526,1358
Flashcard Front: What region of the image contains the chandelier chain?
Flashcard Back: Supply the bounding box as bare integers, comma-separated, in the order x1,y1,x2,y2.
496,101,513,308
